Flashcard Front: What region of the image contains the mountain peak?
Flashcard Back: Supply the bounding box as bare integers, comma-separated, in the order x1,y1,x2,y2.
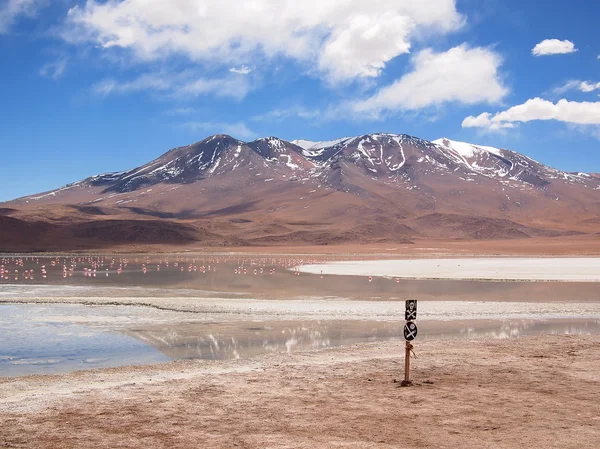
10,132,600,205
433,138,504,158
201,134,243,146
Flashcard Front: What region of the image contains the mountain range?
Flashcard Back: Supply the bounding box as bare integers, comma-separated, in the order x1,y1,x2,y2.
1,133,599,251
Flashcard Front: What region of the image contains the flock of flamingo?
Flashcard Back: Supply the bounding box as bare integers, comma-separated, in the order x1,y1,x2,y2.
0,255,313,283
0,255,399,284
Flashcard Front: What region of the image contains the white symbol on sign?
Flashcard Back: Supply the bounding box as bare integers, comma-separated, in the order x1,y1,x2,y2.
405,300,417,320
404,321,418,341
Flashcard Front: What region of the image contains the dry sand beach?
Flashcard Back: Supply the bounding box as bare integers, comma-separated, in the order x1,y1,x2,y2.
1,336,599,448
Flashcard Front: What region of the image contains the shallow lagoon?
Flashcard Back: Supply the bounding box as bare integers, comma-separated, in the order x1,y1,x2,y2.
1,255,600,376
2,255,600,302
2,303,600,377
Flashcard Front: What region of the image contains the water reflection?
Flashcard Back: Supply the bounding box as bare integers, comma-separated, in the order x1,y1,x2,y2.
2,302,599,377
0,304,170,377
127,319,600,361
454,319,600,339
128,321,398,360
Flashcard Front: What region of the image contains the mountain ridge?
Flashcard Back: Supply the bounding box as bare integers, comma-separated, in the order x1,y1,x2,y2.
2,132,599,251
11,133,598,200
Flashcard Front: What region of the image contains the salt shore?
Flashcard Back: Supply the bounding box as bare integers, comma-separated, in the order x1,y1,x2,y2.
2,294,600,321
298,257,600,281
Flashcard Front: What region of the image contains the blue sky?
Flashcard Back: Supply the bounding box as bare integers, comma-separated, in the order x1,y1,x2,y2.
0,0,599,201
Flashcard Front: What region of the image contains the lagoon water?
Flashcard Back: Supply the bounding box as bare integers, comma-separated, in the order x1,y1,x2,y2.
2,303,600,377
1,255,600,376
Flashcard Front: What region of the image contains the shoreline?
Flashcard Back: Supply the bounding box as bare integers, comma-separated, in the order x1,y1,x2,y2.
3,297,600,320
2,335,599,448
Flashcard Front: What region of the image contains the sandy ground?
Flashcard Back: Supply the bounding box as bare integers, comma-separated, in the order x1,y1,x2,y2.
5,234,600,257
299,258,600,281
1,335,599,448
148,236,600,257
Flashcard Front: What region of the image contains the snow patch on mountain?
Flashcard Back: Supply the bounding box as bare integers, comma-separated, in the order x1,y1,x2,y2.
433,138,504,158
294,137,355,152
291,140,317,150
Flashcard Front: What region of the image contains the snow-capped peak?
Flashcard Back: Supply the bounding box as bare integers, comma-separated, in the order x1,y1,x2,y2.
433,138,504,158
291,139,317,150
292,137,355,151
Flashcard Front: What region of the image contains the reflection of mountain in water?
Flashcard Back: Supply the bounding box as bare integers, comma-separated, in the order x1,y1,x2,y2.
126,319,600,362
455,319,600,340
127,321,401,361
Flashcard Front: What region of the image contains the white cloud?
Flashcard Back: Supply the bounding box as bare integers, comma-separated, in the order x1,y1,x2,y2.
229,65,252,75
317,12,412,82
580,81,600,93
552,80,584,95
461,112,515,130
463,98,600,131
252,106,322,123
39,56,68,80
531,39,577,56
65,0,464,83
552,80,600,95
92,71,251,100
0,0,45,33
180,121,257,141
349,45,508,118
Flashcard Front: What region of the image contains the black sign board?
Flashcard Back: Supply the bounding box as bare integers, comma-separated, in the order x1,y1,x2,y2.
404,321,418,341
405,300,417,321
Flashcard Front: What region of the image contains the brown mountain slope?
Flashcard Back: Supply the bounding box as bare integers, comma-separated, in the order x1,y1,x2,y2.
1,134,598,251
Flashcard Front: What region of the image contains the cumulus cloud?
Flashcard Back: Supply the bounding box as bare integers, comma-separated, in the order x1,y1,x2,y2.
532,39,577,56
179,121,257,141
461,112,515,130
65,0,464,83
92,71,252,100
348,45,508,118
0,0,45,33
462,98,600,131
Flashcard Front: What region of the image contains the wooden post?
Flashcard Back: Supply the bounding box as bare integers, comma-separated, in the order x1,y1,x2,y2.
404,341,411,383
402,341,413,386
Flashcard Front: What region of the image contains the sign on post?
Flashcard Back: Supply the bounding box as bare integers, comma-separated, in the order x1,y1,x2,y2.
402,299,417,386
405,300,417,321
403,321,418,341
